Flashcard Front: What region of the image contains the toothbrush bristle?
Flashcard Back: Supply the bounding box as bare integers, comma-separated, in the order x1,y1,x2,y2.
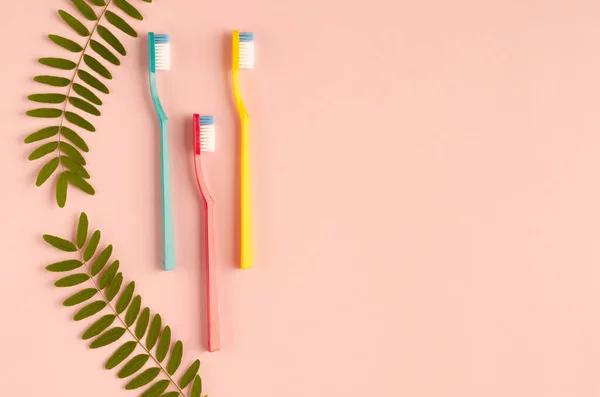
238,32,254,69
199,116,216,153
154,34,171,71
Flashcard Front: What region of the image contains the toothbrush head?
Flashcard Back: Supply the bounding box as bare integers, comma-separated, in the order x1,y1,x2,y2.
237,31,254,69
194,114,215,154
149,32,171,72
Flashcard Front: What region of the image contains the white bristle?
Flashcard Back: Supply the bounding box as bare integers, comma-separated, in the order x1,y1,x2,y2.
200,125,216,152
238,42,254,69
155,43,171,71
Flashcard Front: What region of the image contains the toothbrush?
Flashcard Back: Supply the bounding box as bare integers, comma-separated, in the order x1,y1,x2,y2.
232,30,255,269
193,114,221,352
148,32,176,271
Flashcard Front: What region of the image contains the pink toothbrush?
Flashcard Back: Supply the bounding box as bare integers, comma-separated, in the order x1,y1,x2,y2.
193,113,220,352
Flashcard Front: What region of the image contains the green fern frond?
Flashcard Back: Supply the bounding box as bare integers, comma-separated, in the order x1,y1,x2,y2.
45,213,206,397
26,0,150,208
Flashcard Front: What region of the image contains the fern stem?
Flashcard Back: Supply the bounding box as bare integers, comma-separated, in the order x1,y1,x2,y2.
57,0,115,172
79,249,187,397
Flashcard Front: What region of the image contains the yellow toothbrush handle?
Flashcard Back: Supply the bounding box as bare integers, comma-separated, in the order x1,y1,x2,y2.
240,113,253,269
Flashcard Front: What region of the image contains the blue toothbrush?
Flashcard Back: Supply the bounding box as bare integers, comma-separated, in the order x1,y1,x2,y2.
148,32,175,271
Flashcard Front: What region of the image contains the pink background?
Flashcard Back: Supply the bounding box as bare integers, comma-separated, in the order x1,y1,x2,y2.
3,0,600,396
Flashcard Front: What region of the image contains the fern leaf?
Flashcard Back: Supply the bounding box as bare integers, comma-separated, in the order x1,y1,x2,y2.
39,57,77,70
118,354,149,378
61,156,90,179
34,76,71,87
63,288,97,306
58,10,90,36
61,126,90,152
97,25,126,55
71,0,97,21
25,126,59,143
83,314,116,340
90,39,120,65
78,70,109,93
44,213,205,396
106,341,136,369
98,260,119,289
84,54,112,79
36,157,60,186
105,11,137,37
72,83,103,105
28,93,67,103
59,141,87,165
48,34,83,52
56,172,68,207
65,111,96,131
69,97,101,116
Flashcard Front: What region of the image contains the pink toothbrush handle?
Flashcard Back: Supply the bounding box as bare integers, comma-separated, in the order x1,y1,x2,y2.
203,195,220,352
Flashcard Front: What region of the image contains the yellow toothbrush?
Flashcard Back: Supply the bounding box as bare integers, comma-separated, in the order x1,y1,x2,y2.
232,30,254,269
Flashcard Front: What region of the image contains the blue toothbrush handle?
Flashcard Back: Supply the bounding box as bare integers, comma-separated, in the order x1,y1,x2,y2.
160,119,176,271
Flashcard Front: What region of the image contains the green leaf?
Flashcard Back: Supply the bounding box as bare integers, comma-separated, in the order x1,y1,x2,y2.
65,171,96,195
106,341,136,369
61,126,90,152
116,281,135,314
69,97,101,116
106,272,123,301
125,367,160,390
29,141,58,160
58,10,90,36
115,0,143,20
83,314,115,340
91,245,113,276
36,157,60,186
34,76,70,87
88,0,106,5
162,393,179,397
118,354,149,378
90,327,126,349
179,360,200,389
39,57,77,70
141,380,169,397
98,260,119,289
55,273,89,287
84,55,112,79
59,141,86,165
63,288,97,306
63,155,90,178
84,230,101,261
125,295,141,326
78,70,109,94
190,375,202,397
62,156,90,179
97,25,126,56
43,234,77,251
76,213,88,248
25,126,59,143
46,259,83,272
156,326,171,362
71,0,97,20
135,308,150,339
65,111,96,132
48,34,83,52
56,172,68,207
28,94,67,104
26,108,62,118
167,341,183,375
90,40,120,65
74,301,107,321
105,11,138,37
73,83,102,105
146,314,162,350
